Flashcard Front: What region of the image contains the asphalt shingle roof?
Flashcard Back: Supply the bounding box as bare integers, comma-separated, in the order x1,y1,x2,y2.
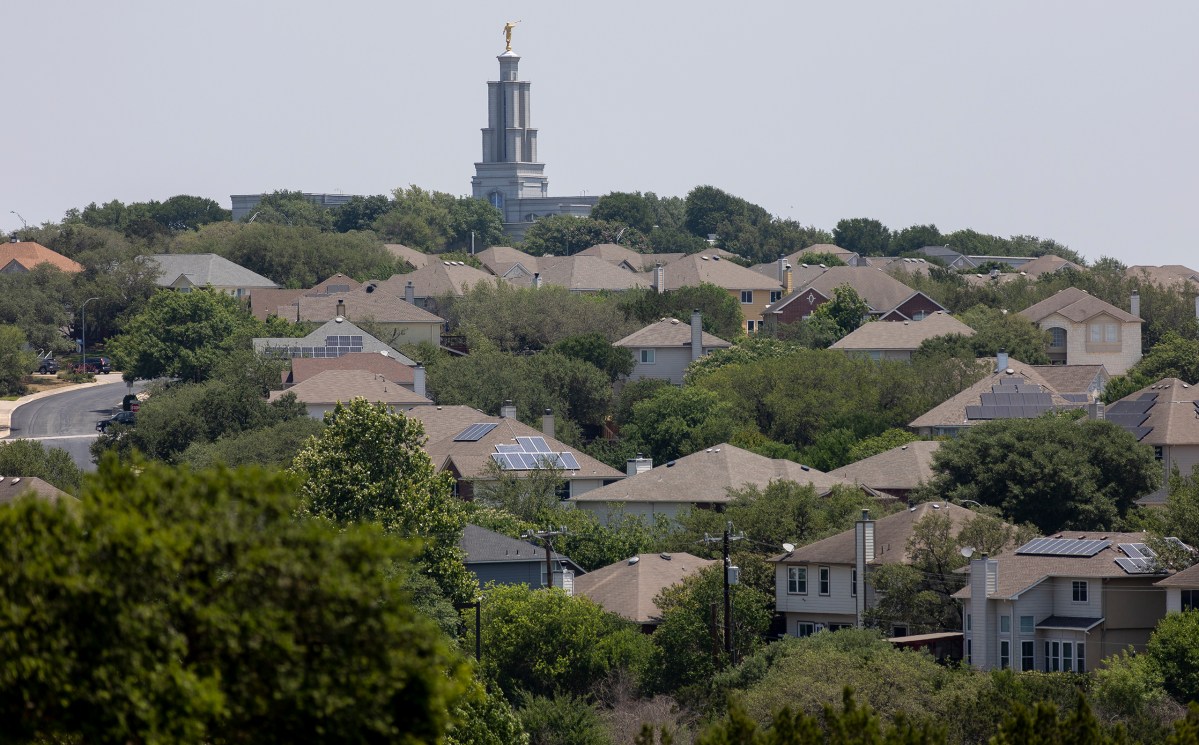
660,254,782,292
148,253,279,289
828,441,942,494
1019,287,1140,324
0,476,74,505
458,524,577,568
288,287,445,324
506,255,652,292
288,351,414,386
574,552,715,624
376,263,502,299
768,266,935,316
614,317,732,349
268,369,431,407
253,318,416,365
829,312,974,351
0,241,83,273
908,358,1085,430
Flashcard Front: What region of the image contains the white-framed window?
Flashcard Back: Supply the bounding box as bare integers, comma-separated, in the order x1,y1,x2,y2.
747,320,757,332
1000,615,1010,633
1088,322,1119,343
1045,640,1085,672
787,566,807,594
1021,640,1035,671
639,349,655,364
1019,615,1034,634
770,290,782,303
1072,580,1088,602
911,311,927,321
966,613,971,631
796,621,815,637
1077,643,1086,672
741,290,753,304
850,567,857,597
1105,323,1118,343
1000,640,1010,670
819,566,831,595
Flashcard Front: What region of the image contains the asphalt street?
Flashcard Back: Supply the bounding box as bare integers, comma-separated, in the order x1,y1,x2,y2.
6,380,146,472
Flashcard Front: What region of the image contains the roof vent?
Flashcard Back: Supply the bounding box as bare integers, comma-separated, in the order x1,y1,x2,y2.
701,256,709,261
660,553,672,560
443,261,450,265
900,445,908,450
628,556,640,565
334,316,344,323
666,460,676,467
11,478,19,484
800,465,810,471
1005,368,1014,375
713,256,721,261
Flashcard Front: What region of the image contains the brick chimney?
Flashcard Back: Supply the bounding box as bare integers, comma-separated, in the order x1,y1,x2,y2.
541,408,554,437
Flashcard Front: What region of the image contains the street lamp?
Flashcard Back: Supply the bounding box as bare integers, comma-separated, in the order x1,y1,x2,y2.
81,297,100,368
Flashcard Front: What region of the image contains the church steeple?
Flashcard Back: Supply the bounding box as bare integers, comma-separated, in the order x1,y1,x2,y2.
479,51,540,166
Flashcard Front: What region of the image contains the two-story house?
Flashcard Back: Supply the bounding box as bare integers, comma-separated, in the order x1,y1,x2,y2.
614,311,732,385
1103,378,1199,505
764,266,947,326
772,503,981,638
148,253,278,297
652,254,783,333
1019,288,1142,375
1156,561,1199,614
955,532,1169,672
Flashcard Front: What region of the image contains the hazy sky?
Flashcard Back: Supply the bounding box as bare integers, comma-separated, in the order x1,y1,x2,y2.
4,2,1196,265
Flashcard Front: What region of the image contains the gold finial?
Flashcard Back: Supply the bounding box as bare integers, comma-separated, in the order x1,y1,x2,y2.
503,20,521,52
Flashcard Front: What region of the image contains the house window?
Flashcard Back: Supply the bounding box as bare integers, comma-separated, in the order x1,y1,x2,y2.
639,349,655,364
770,290,782,303
911,311,927,321
1072,581,1088,603
966,638,971,665
966,613,971,631
1045,641,1059,672
1000,640,1010,670
787,566,807,594
1155,446,1164,461
747,320,757,333
819,566,831,596
1019,615,1034,634
796,622,815,637
892,625,908,638
1088,322,1119,343
741,290,753,304
1049,327,1067,348
851,567,857,597
1184,589,1199,611
1021,640,1035,671
1063,642,1074,672
1077,643,1086,673
1000,615,1011,633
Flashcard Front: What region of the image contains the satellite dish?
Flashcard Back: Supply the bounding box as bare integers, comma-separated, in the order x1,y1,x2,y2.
782,543,795,553
960,546,975,559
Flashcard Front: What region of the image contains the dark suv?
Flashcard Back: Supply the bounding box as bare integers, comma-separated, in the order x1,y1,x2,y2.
96,411,136,433
74,356,111,374
36,358,58,374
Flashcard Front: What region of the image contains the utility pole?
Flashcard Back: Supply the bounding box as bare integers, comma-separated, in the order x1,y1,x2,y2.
702,521,743,659
524,526,567,589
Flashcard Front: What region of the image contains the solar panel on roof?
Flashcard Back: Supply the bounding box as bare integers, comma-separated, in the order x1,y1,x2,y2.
516,436,551,453
1119,543,1155,559
454,422,498,442
1115,557,1158,574
1017,537,1111,557
559,452,581,470
496,444,522,453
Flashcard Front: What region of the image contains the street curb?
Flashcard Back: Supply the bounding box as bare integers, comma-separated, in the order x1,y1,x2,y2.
0,375,130,439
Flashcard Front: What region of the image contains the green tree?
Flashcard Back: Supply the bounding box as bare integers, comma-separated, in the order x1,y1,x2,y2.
0,324,35,395
291,398,474,603
1148,611,1199,706
992,695,1125,745
919,417,1160,533
517,694,612,745
105,288,267,382
621,386,747,463
0,457,471,743
521,215,649,256
833,218,891,256
448,196,505,252
331,193,392,232
810,285,870,338
620,284,745,342
1103,332,1199,403
592,192,656,233
0,439,82,493
549,332,635,382
179,416,326,470
890,224,942,256
242,189,334,229
846,429,920,462
956,304,1050,363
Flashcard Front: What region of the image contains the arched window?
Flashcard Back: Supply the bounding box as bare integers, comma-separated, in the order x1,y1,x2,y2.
488,191,504,209
1049,327,1067,348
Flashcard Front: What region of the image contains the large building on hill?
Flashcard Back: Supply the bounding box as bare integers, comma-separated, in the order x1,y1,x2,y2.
471,35,596,241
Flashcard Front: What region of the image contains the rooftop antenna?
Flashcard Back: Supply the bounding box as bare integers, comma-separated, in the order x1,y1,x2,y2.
9,211,27,229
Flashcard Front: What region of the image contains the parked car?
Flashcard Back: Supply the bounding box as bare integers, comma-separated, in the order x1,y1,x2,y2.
73,356,111,374
96,411,136,433
35,358,58,374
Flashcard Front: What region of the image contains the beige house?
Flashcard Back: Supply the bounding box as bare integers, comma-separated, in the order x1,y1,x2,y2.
1156,561,1199,614
957,532,1169,673
614,312,732,385
284,351,416,388
576,243,684,272
475,246,540,279
654,253,782,333
1019,288,1142,375
288,287,444,347
773,503,982,637
148,253,278,297
828,441,941,501
270,370,432,419
569,443,866,526
1105,378,1199,505
575,552,715,630
375,262,502,311
830,311,974,362
507,254,652,293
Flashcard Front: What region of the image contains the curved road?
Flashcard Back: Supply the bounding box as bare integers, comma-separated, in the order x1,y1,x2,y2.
6,380,147,472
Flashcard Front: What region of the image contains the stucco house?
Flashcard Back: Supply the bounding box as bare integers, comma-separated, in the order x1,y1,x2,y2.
956,532,1170,672
614,311,732,385
1019,288,1142,375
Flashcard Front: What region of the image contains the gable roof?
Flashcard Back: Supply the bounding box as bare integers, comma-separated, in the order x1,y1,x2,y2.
403,405,623,481
574,552,715,624
570,443,859,506
1019,287,1140,325
288,351,414,386
769,266,940,317
908,358,1086,430
828,441,941,494
1028,365,1108,396
0,241,84,273
458,524,582,572
253,317,416,365
1105,378,1199,446
660,254,782,292
288,287,445,325
507,255,652,292
614,317,732,350
384,244,434,269
830,312,974,351
1018,254,1082,277
268,369,431,407
954,531,1159,600
246,274,364,321
475,246,539,277
1155,560,1199,588
0,476,74,505
870,256,935,278
376,262,502,299
1125,265,1199,289
773,501,982,566
148,253,279,289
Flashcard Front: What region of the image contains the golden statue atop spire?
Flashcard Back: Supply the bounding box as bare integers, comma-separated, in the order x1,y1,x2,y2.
503,20,521,52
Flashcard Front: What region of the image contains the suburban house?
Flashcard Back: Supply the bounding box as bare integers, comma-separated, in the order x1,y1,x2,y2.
653,253,783,333
788,243,864,267
1156,562,1199,614
375,262,502,311
909,354,1091,438
1126,264,1199,290
384,243,435,270
1019,288,1142,375
147,253,278,297
614,311,733,385
283,351,415,388
956,532,1171,672
0,240,84,274
507,255,652,293
1104,378,1199,505
269,370,432,419
870,256,935,279
458,524,584,590
1029,364,1109,401
403,404,624,501
574,552,715,631
475,246,540,280
916,247,1042,272
287,288,445,347
576,243,684,272
829,311,974,361
246,273,362,322
765,266,947,326
253,317,417,366
772,503,984,638
0,476,74,505
569,444,870,526
828,441,941,502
